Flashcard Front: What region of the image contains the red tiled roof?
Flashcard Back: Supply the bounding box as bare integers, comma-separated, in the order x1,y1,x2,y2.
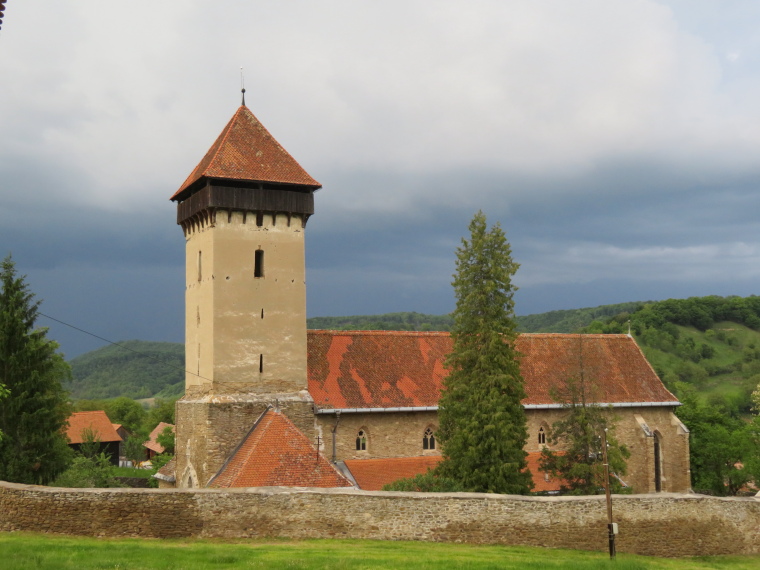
209,408,352,489
343,453,562,493
344,456,442,491
171,105,321,201
65,411,122,444
307,332,677,409
525,452,563,493
144,422,175,454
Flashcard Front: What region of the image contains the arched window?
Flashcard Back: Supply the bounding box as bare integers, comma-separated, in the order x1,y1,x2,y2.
355,429,367,451
538,426,547,445
423,427,436,450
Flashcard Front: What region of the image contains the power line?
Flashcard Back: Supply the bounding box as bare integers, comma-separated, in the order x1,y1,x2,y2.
38,311,210,382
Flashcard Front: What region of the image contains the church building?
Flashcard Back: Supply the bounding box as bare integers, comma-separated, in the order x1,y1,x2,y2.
164,103,691,494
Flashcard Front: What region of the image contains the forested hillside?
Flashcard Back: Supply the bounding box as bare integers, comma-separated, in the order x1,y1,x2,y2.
307,305,646,333
67,340,184,400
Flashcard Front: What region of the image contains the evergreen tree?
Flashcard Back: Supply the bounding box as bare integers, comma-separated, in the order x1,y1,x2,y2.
435,212,532,494
538,372,630,495
0,255,72,484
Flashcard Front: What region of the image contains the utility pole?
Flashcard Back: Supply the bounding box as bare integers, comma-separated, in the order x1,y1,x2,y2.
602,428,617,559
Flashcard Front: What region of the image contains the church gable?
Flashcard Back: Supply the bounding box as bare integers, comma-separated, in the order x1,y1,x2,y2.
307,331,679,409
209,408,352,489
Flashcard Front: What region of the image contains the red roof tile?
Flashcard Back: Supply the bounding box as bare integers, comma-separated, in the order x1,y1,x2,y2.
209,408,352,489
171,106,321,201
344,456,442,491
343,453,562,493
525,452,563,493
65,411,122,444
307,331,677,409
144,422,175,455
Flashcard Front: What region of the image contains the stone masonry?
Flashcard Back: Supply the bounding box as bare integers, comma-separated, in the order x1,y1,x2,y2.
1,481,758,557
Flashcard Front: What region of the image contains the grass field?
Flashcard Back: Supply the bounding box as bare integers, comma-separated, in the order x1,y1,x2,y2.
1,533,758,569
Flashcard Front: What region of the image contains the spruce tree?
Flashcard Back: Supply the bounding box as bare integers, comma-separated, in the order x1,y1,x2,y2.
435,212,532,494
0,255,72,484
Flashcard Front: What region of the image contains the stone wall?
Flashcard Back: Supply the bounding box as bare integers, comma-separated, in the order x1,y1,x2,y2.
1,481,758,557
318,406,691,493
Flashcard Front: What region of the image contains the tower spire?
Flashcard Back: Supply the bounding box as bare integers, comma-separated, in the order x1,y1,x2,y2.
240,66,246,106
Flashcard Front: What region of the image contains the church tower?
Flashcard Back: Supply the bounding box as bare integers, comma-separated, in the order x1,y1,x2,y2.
171,104,321,487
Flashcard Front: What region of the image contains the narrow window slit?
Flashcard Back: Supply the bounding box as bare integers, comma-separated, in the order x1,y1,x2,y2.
254,249,264,278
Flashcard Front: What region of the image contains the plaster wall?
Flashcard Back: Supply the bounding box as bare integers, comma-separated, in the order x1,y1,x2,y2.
183,210,308,396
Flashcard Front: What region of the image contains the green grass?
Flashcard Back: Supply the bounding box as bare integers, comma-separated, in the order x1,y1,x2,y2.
1,533,758,569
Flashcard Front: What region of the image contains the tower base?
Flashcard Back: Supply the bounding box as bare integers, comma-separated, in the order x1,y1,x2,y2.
175,391,315,488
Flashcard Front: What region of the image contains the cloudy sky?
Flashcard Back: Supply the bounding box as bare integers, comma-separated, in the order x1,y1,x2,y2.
2,1,760,358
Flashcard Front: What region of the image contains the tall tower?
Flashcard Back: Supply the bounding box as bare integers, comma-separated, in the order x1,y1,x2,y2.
171,104,321,487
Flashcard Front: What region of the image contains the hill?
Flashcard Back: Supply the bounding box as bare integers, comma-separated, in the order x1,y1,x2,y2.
67,340,184,400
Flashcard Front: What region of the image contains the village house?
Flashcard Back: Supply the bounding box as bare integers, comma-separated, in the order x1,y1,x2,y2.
65,411,123,466
143,422,175,460
162,102,690,494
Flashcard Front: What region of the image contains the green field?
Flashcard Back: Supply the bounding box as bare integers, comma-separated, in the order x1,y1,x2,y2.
1,533,758,569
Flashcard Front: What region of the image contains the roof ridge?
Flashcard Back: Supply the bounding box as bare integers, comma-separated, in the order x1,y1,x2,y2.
308,330,633,339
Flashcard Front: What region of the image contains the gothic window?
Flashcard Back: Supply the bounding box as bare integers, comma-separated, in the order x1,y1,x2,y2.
356,429,367,451
423,427,436,450
538,426,547,445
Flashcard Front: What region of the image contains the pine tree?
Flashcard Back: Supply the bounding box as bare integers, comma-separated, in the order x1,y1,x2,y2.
0,255,72,484
435,212,532,494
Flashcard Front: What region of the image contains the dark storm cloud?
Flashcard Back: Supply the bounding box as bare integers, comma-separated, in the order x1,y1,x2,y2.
3,1,760,357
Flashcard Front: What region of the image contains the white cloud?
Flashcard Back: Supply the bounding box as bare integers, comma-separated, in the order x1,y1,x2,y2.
2,0,760,213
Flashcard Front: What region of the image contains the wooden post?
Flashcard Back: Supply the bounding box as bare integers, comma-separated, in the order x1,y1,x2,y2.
602,428,616,559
